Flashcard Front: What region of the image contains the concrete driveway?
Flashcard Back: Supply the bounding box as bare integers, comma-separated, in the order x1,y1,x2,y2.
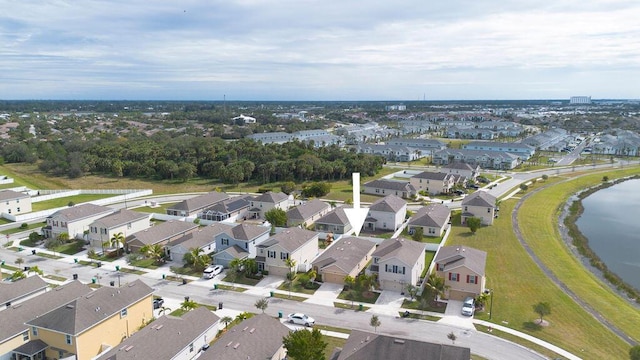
437,299,476,330
304,282,343,306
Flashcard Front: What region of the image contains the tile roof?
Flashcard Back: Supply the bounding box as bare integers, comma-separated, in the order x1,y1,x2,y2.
49,204,113,222
91,209,149,229
333,330,470,360
0,275,48,305
253,191,289,204
0,281,92,343
461,191,496,207
371,237,426,266
434,246,487,275
96,307,219,360
167,192,229,212
287,199,330,222
258,228,318,252
26,279,153,336
369,195,406,213
230,223,270,241
127,220,199,246
0,189,29,201
312,237,376,274
201,314,290,360
316,207,350,226
407,204,450,228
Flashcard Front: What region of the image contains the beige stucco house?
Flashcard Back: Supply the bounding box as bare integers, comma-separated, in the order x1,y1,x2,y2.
407,203,451,237
286,199,331,228
44,204,115,240
249,191,290,219
434,245,487,300
312,237,377,284
461,191,497,225
410,171,455,195
255,228,319,276
368,238,427,292
87,209,151,252
0,190,31,217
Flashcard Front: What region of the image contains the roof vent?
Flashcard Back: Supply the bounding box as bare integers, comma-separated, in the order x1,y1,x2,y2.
156,324,163,330
66,304,75,309
125,345,134,352
95,306,100,312
233,343,240,349
242,326,248,332
226,341,233,347
394,339,405,344
249,328,255,334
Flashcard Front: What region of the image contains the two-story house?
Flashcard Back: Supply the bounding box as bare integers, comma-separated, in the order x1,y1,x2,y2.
314,207,352,235
410,171,455,195
255,228,319,276
312,237,377,284
369,238,427,292
407,203,451,237
433,246,487,300
249,192,290,219
0,190,31,217
461,191,497,225
197,194,253,222
43,204,115,240
363,179,417,199
0,276,48,311
364,195,407,232
24,280,154,360
126,220,199,254
169,222,234,265
439,161,480,180
87,209,151,252
166,191,229,217
286,199,331,228
212,223,271,268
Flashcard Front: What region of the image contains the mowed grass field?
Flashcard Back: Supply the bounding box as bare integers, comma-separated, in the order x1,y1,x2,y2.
447,167,640,359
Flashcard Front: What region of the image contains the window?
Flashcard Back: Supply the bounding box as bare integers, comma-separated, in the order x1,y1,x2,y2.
280,252,289,260
127,223,132,229
189,343,194,352
467,275,478,284
449,273,459,282
373,257,378,264
267,250,276,258
7,209,11,214
22,331,29,341
437,263,444,271
17,207,20,212
428,228,436,234
120,308,128,318
66,334,72,345
32,327,38,336
487,207,491,213
464,206,468,212
222,239,229,246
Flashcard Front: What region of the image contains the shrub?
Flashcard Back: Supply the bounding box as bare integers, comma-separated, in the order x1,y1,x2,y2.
20,223,28,229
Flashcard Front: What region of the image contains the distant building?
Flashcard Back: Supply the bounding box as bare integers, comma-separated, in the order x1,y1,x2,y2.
570,96,591,104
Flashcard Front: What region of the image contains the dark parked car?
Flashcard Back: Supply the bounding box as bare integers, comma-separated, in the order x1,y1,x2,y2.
153,298,164,309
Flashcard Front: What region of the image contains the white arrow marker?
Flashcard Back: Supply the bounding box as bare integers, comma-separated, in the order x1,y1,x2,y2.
344,173,369,237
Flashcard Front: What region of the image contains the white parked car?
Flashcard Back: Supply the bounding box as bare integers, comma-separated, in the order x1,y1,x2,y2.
461,296,475,316
203,265,223,279
287,313,315,327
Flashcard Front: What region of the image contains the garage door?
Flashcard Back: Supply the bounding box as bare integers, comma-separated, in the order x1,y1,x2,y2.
268,266,289,277
448,289,472,301
381,280,404,292
322,272,345,285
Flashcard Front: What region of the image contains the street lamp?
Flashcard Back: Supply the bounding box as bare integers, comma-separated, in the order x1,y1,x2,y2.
484,289,494,320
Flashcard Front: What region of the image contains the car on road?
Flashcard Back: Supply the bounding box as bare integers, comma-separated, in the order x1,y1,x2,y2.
153,298,164,309
461,296,475,316
287,313,315,326
203,265,224,279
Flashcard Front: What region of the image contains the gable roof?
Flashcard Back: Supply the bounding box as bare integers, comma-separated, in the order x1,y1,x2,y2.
26,280,153,336
127,220,199,246
407,204,450,228
461,191,496,208
441,161,478,171
434,246,487,276
286,199,330,221
253,191,288,204
0,281,92,343
49,204,113,222
412,171,450,181
364,179,415,192
258,228,318,252
200,195,253,215
201,314,291,360
316,207,350,226
312,237,376,274
333,330,470,360
171,222,234,250
0,275,48,307
214,245,249,259
371,238,426,266
96,307,219,360
0,189,29,201
91,209,149,229
167,191,229,212
369,195,406,213
230,223,270,241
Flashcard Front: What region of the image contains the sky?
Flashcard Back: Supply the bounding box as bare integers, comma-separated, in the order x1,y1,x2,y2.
1,0,639,101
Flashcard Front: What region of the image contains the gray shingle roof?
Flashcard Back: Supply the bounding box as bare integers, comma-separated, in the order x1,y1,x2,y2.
49,204,113,222
0,189,29,201
461,191,496,207
0,281,92,343
286,199,330,222
201,314,290,360
434,246,487,275
26,279,153,336
369,195,406,213
334,330,470,360
127,220,199,246
371,237,426,266
96,307,219,360
200,195,253,215
364,179,415,192
412,171,449,180
91,209,149,229
442,162,477,171
0,275,48,305
312,237,376,274
259,228,318,252
316,207,350,226
167,192,229,212
253,191,288,204
230,223,270,241
172,222,234,249
407,204,450,228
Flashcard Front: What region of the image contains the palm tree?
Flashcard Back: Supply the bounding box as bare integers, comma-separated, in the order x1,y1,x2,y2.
284,258,297,281
228,258,244,289
141,244,165,264
110,232,126,257
343,275,355,291
425,274,448,302
221,316,233,330
27,266,43,276
184,248,209,271
159,306,171,316
180,299,198,312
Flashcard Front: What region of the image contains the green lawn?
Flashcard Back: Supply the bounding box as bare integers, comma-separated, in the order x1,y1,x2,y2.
337,289,380,304
323,336,347,359
52,241,85,255
35,252,63,260
277,276,321,295
401,299,446,313
130,258,160,269
421,251,436,278
134,203,178,214
1,222,45,235
272,292,307,302
222,273,262,286
31,194,114,211
333,301,370,311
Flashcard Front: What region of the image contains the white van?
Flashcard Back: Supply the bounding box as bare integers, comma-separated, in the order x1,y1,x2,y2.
203,265,223,279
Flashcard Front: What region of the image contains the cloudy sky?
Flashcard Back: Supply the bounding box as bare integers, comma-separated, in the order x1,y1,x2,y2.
1,0,639,101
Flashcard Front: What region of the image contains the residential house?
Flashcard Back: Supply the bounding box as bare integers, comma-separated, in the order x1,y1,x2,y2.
0,190,31,217
445,126,495,140
354,144,424,162
461,191,497,226
201,314,290,360
87,209,151,252
248,192,290,219
197,194,253,222
247,132,294,144
312,237,377,284
169,222,234,265
462,141,535,160
286,199,331,228
126,220,199,254
255,228,319,276
409,171,455,195
0,276,48,311
43,204,114,240
362,179,417,199
368,238,427,292
364,195,406,232
314,207,352,235
24,279,154,360
432,149,521,170
330,329,470,360
95,307,220,360
386,138,447,154
212,223,270,268
407,204,451,237
434,246,487,300
0,281,92,360
166,192,229,217
439,162,479,180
